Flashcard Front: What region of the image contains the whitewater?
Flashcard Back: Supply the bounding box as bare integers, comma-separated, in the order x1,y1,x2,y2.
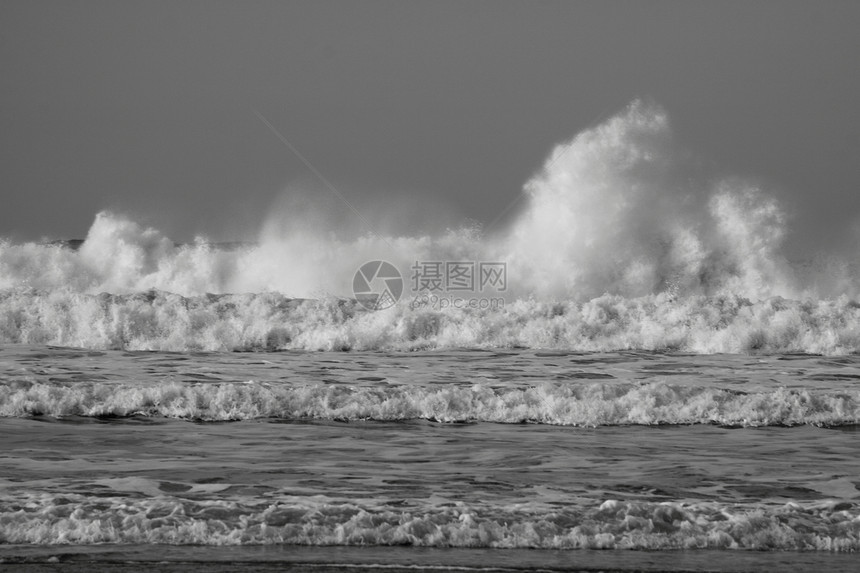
2,101,859,571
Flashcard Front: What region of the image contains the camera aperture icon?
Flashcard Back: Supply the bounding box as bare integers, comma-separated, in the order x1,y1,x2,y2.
353,260,403,310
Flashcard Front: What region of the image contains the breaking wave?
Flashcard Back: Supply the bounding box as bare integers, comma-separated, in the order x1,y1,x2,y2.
1,100,859,353
2,378,858,426
1,493,857,550
2,289,860,354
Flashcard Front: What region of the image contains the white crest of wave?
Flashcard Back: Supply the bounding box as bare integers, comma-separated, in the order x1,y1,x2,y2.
0,212,487,298
3,377,859,426
0,99,855,304
506,100,795,300
0,213,235,295
2,491,858,550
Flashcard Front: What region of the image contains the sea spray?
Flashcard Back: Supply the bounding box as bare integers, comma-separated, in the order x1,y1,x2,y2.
1,101,859,354
505,100,796,299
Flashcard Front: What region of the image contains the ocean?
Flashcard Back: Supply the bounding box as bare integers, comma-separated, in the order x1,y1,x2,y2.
1,102,859,571
1,346,858,571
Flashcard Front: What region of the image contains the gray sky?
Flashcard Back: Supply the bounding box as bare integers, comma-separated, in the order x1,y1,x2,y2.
2,0,859,254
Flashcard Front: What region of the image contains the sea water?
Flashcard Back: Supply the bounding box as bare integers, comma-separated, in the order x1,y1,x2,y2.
0,348,858,571
1,102,859,571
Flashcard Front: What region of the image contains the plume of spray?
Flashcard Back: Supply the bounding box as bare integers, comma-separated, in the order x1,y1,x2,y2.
0,99,847,303
0,213,229,294
8,100,860,354
504,100,797,301
231,186,488,299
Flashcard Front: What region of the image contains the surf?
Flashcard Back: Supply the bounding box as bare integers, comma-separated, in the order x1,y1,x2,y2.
1,101,859,354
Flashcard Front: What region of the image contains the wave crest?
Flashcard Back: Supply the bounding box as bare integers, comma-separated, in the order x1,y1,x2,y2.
2,377,858,426
2,289,860,354
2,493,857,550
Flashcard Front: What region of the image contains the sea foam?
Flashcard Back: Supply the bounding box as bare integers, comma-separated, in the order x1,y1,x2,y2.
1,492,857,550
2,101,860,354
1,289,860,354
2,377,858,426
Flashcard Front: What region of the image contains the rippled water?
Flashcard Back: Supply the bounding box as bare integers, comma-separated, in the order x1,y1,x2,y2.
1,346,859,571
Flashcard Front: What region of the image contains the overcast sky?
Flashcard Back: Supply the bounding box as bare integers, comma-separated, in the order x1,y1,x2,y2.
2,0,859,254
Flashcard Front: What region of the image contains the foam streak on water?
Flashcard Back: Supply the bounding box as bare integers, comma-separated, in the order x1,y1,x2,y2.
3,376,860,427
0,346,858,425
1,490,857,550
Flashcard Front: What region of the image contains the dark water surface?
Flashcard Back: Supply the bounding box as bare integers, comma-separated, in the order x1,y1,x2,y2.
1,346,859,570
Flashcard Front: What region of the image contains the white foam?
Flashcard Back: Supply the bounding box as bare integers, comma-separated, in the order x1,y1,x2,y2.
2,290,860,354
1,377,858,426
1,492,857,550
1,101,859,303
2,101,860,355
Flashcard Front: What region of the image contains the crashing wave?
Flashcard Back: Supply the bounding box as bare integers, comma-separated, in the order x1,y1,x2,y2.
1,493,857,550
2,377,858,426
